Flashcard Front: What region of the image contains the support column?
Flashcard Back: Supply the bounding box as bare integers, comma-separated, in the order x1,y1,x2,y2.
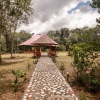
33,46,36,57
55,46,56,56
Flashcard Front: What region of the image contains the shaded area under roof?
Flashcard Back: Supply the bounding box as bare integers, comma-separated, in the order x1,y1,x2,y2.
32,34,58,45
18,34,41,46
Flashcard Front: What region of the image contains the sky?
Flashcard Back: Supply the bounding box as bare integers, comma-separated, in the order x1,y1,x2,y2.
17,0,100,34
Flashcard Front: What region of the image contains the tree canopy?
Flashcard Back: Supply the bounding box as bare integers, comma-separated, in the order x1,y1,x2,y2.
0,0,33,62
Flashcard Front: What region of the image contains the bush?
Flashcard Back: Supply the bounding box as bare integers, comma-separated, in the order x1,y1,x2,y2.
59,45,66,51
72,43,100,92
60,62,65,75
27,60,31,70
80,92,88,100
52,56,56,63
33,59,38,64
12,70,27,92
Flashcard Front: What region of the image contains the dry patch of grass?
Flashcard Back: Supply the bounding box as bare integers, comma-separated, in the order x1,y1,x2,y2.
56,52,74,75
0,53,36,100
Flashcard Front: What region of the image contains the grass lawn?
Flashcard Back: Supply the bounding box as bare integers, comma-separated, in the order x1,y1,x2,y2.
0,52,99,100
0,53,36,100
56,52,74,75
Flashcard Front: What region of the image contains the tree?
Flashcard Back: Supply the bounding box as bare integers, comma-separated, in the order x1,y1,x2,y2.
8,0,33,58
15,30,32,44
91,0,100,24
0,0,7,62
14,31,31,52
72,43,100,91
1,35,6,53
0,0,33,61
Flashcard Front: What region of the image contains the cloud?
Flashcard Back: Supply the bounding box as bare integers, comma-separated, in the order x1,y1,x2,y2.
17,0,100,34
29,0,72,23
79,4,93,12
68,10,100,29
68,1,92,14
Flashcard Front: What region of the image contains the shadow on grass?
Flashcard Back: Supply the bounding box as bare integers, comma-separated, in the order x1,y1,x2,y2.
3,56,25,60
0,60,24,66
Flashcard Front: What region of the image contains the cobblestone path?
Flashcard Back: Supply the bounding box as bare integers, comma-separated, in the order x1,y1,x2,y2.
23,56,78,100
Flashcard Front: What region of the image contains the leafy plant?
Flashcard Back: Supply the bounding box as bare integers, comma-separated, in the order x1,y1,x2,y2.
59,45,66,51
33,59,38,64
72,43,100,92
27,60,31,70
52,56,56,63
80,92,88,100
60,62,65,75
12,70,27,92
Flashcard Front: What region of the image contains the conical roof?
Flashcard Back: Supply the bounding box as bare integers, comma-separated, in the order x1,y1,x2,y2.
33,34,58,45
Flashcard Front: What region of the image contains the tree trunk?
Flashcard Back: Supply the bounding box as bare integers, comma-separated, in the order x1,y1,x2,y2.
11,33,14,58
5,33,10,52
0,34,2,63
10,25,16,58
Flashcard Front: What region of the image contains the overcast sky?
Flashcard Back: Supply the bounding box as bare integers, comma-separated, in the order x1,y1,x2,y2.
17,0,100,34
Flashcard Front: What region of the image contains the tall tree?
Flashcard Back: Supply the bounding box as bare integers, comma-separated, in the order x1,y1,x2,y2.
91,0,100,24
16,30,32,43
14,31,31,51
0,1,7,62
0,0,33,62
7,0,33,58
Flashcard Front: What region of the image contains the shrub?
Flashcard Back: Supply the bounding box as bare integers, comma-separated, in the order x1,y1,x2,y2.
72,43,100,92
27,60,31,70
12,70,27,92
52,56,56,63
33,59,38,64
80,92,88,100
60,62,65,75
59,45,66,51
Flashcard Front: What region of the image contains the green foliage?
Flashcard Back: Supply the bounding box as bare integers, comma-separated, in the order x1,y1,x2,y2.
27,60,31,70
1,35,7,53
48,25,100,52
91,0,100,24
15,31,32,44
72,43,100,92
59,45,66,51
0,0,33,61
12,70,27,92
80,92,88,100
60,62,65,75
33,59,38,64
52,56,56,63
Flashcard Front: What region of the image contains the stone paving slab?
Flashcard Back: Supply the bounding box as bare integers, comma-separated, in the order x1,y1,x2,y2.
22,56,78,100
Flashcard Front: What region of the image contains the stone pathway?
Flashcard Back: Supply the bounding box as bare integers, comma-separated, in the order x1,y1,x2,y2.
23,55,78,100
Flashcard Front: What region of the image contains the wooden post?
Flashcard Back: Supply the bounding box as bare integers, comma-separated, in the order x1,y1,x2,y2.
38,45,41,58
50,46,52,57
54,46,56,56
33,46,35,57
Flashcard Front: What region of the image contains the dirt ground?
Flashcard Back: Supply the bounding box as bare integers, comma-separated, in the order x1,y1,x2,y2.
56,52,100,100
0,53,36,100
0,52,100,100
